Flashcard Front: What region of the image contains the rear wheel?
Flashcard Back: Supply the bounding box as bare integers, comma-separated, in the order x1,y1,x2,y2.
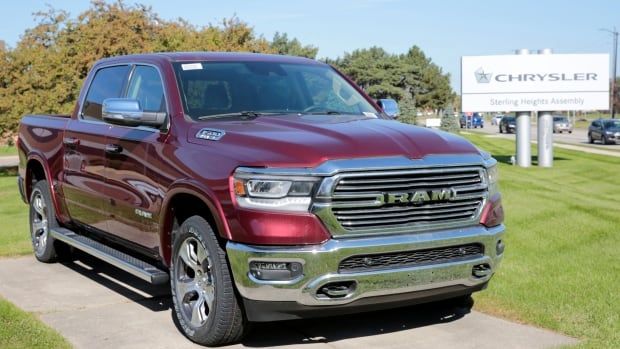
30,180,69,263
170,216,246,346
499,126,503,133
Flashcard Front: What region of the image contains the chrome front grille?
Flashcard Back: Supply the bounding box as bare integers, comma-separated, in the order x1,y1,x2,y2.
313,166,488,237
338,243,484,273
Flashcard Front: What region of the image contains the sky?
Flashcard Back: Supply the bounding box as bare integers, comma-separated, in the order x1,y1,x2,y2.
1,0,619,92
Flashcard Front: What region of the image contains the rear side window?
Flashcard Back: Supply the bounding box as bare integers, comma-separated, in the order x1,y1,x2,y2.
82,65,130,121
126,66,166,112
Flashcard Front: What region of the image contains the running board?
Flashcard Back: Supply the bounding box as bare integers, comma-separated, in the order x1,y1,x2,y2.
50,227,169,285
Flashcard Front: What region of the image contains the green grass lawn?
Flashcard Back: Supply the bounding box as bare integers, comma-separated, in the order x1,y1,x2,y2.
465,133,620,348
0,145,17,156
0,176,30,256
0,297,71,349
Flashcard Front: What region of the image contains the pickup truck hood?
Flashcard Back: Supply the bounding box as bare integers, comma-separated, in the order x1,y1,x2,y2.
188,114,480,168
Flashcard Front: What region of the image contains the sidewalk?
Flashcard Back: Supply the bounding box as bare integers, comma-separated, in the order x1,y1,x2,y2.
0,255,579,349
0,155,18,168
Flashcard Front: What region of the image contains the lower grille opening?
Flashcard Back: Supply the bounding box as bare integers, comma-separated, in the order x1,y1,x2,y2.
338,243,484,273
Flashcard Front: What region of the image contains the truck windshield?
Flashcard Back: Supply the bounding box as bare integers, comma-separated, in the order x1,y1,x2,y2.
173,61,378,119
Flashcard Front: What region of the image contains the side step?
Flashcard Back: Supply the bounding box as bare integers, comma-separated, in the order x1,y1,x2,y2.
50,227,169,285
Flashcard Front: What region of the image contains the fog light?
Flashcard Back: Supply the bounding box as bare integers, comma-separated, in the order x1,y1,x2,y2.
496,240,505,255
249,261,303,281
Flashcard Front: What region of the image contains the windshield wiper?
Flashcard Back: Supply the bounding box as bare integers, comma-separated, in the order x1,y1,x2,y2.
197,111,267,120
302,110,344,115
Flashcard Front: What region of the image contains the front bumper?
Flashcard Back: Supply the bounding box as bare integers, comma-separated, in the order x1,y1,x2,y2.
227,224,505,320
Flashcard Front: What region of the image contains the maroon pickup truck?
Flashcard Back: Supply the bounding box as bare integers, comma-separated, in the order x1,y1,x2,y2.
17,52,505,346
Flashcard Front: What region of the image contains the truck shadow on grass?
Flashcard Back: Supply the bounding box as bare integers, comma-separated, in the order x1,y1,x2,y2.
62,251,474,346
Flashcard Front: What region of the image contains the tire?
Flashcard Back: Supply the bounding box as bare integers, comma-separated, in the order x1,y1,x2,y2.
29,180,69,263
499,126,503,134
602,135,609,145
588,133,594,144
170,216,246,346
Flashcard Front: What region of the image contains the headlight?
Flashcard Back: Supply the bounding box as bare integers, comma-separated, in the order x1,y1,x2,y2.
486,164,499,196
606,131,614,135
232,173,317,212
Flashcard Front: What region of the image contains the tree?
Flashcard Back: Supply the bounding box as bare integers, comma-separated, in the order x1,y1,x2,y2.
333,45,453,119
270,32,318,58
0,0,312,138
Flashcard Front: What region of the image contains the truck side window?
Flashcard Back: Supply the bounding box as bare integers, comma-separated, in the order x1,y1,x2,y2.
126,66,166,112
82,65,130,121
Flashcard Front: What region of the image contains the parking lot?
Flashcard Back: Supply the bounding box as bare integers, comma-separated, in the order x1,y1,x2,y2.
466,119,620,152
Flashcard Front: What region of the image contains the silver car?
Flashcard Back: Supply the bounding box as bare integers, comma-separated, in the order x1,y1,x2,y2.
553,116,573,133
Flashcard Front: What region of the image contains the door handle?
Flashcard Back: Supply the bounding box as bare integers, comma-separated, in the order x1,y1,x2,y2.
63,137,80,147
105,144,123,154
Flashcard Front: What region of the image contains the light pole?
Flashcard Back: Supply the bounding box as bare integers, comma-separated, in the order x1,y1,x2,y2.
601,28,618,118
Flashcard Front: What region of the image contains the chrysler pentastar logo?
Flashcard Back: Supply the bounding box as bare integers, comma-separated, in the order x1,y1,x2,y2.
379,188,457,205
475,67,492,83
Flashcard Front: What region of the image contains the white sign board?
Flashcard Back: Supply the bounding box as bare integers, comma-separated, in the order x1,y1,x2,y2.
461,54,609,112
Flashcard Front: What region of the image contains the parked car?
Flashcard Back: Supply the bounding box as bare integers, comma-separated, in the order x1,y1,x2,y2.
460,112,484,128
491,114,504,126
588,118,620,144
553,116,573,133
377,98,400,118
499,116,516,134
17,52,504,346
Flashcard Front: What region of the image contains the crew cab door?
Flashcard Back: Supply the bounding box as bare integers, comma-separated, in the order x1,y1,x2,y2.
62,65,130,231
103,65,168,249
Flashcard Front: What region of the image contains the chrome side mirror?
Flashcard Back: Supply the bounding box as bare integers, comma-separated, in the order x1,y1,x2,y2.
102,98,166,127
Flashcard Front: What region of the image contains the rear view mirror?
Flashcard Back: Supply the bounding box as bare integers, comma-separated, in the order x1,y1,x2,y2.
102,98,166,128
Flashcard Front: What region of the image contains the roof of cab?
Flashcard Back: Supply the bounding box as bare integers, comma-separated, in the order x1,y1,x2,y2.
96,52,323,66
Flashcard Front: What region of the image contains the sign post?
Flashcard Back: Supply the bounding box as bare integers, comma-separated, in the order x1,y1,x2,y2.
515,49,531,167
537,49,554,167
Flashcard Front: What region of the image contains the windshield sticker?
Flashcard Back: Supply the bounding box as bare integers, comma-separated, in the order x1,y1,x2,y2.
181,63,203,71
363,112,378,118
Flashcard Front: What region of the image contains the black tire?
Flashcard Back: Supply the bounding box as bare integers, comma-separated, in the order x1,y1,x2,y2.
29,180,69,263
499,126,503,134
170,216,246,346
602,135,609,145
588,133,594,144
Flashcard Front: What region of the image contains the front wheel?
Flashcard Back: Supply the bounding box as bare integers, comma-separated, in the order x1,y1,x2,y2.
588,133,594,144
170,216,246,346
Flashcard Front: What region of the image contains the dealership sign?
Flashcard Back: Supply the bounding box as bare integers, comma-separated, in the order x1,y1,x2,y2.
461,54,609,112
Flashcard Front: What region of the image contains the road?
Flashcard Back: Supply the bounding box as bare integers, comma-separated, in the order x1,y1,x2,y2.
0,254,578,349
471,123,620,150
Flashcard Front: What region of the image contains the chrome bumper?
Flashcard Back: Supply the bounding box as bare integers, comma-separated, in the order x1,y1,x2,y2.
227,224,505,306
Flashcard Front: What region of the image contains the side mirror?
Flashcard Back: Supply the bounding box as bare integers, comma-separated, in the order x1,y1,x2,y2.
376,100,385,110
102,98,166,128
